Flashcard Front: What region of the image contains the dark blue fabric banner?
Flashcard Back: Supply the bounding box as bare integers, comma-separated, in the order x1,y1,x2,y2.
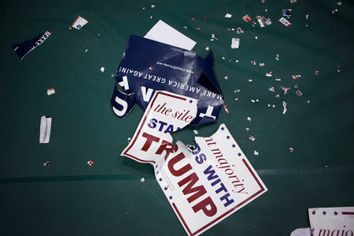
111,35,224,127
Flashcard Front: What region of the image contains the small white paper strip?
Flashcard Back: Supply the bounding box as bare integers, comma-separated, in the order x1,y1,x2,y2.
39,116,52,144
231,38,240,49
144,20,196,50
308,207,354,236
72,16,88,30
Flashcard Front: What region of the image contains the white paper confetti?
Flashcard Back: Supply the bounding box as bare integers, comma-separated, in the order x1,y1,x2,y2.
279,17,292,27
265,71,273,77
225,13,232,19
231,38,240,49
47,88,55,96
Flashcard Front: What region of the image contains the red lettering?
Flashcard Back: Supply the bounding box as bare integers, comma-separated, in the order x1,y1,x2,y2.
168,152,192,177
141,132,160,151
192,196,217,217
155,140,178,160
178,172,207,203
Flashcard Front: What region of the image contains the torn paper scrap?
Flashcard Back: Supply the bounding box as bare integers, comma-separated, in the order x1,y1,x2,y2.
243,15,252,23
282,101,287,114
47,88,55,96
279,17,292,27
121,91,197,164
39,116,52,144
231,38,240,49
155,124,267,236
257,16,272,27
282,9,292,18
12,30,52,60
144,20,196,50
111,35,224,127
308,207,354,236
224,13,232,19
71,16,88,30
290,228,311,236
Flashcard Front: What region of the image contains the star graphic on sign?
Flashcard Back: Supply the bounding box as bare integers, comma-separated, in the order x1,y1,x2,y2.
334,211,338,215
322,211,326,215
189,100,193,103
232,144,236,148
312,210,316,215
221,127,225,131
164,187,168,191
226,135,230,139
238,152,242,157
159,178,162,182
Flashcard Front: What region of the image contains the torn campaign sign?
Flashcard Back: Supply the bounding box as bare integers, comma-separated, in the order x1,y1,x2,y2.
122,91,267,236
308,207,354,236
12,30,52,60
111,34,224,127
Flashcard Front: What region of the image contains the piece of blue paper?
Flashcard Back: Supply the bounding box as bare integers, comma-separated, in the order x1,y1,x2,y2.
111,35,224,127
12,30,52,60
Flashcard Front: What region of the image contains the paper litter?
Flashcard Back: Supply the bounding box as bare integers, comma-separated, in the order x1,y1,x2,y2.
39,116,52,144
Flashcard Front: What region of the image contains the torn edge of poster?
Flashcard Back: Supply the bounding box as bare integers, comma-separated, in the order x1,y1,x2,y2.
290,228,311,236
308,207,354,236
121,91,267,236
39,116,52,144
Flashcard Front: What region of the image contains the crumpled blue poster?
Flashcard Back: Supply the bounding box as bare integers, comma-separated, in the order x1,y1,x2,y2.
111,35,224,127
12,30,52,60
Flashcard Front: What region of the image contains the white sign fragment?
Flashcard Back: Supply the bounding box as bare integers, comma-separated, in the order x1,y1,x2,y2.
47,88,55,96
231,38,240,49
121,91,267,236
39,116,52,144
144,20,196,50
155,124,267,236
308,207,354,236
290,228,311,236
279,17,292,27
224,13,232,19
71,16,88,30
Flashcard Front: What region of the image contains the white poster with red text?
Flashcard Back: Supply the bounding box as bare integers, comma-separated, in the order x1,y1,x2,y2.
121,91,267,236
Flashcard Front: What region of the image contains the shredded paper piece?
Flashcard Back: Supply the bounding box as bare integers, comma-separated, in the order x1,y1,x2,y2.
39,116,52,144
47,88,55,96
282,101,287,114
224,13,232,19
243,15,252,23
71,16,88,30
231,38,240,49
